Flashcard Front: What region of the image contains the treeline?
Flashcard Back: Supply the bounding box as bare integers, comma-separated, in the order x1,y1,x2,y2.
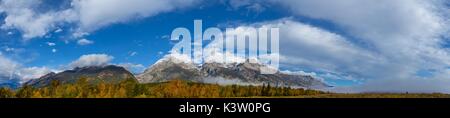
0,78,325,98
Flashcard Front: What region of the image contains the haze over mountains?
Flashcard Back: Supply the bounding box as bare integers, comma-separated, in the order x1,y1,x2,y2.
0,76,20,89
8,54,328,89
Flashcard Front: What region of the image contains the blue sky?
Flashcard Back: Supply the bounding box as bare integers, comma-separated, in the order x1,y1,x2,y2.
1,0,450,93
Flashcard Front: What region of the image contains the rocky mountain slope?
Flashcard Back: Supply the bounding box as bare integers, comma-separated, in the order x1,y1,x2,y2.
25,65,136,87
137,55,329,89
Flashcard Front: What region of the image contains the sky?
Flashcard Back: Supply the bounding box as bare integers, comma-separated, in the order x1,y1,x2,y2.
1,0,450,93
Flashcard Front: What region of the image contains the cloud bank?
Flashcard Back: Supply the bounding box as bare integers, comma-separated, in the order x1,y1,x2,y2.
69,54,113,68
0,54,52,84
0,0,200,39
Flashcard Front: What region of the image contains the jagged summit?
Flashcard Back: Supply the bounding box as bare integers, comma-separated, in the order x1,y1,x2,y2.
137,54,329,89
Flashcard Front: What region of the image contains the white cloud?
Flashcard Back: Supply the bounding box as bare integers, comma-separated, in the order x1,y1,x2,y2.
0,55,20,79
77,38,94,45
0,55,54,84
205,18,380,76
262,19,382,78
117,63,145,74
54,28,63,33
226,0,266,13
0,0,77,39
129,51,137,57
0,0,200,39
280,70,326,82
159,52,194,64
160,35,170,40
16,66,52,83
51,48,57,53
280,70,317,77
227,0,252,9
3,46,14,52
72,31,89,38
72,0,199,31
276,0,450,78
200,26,272,64
46,42,56,46
69,54,113,68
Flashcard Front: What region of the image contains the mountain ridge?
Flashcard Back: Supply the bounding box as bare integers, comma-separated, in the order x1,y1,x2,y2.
24,65,136,87
23,54,329,89
137,54,330,89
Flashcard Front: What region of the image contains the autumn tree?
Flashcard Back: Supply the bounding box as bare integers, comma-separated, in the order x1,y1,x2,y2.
0,87,15,98
16,85,34,98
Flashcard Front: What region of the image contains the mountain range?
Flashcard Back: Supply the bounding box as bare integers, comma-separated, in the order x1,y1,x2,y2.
17,55,329,89
24,65,135,88
137,55,329,88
